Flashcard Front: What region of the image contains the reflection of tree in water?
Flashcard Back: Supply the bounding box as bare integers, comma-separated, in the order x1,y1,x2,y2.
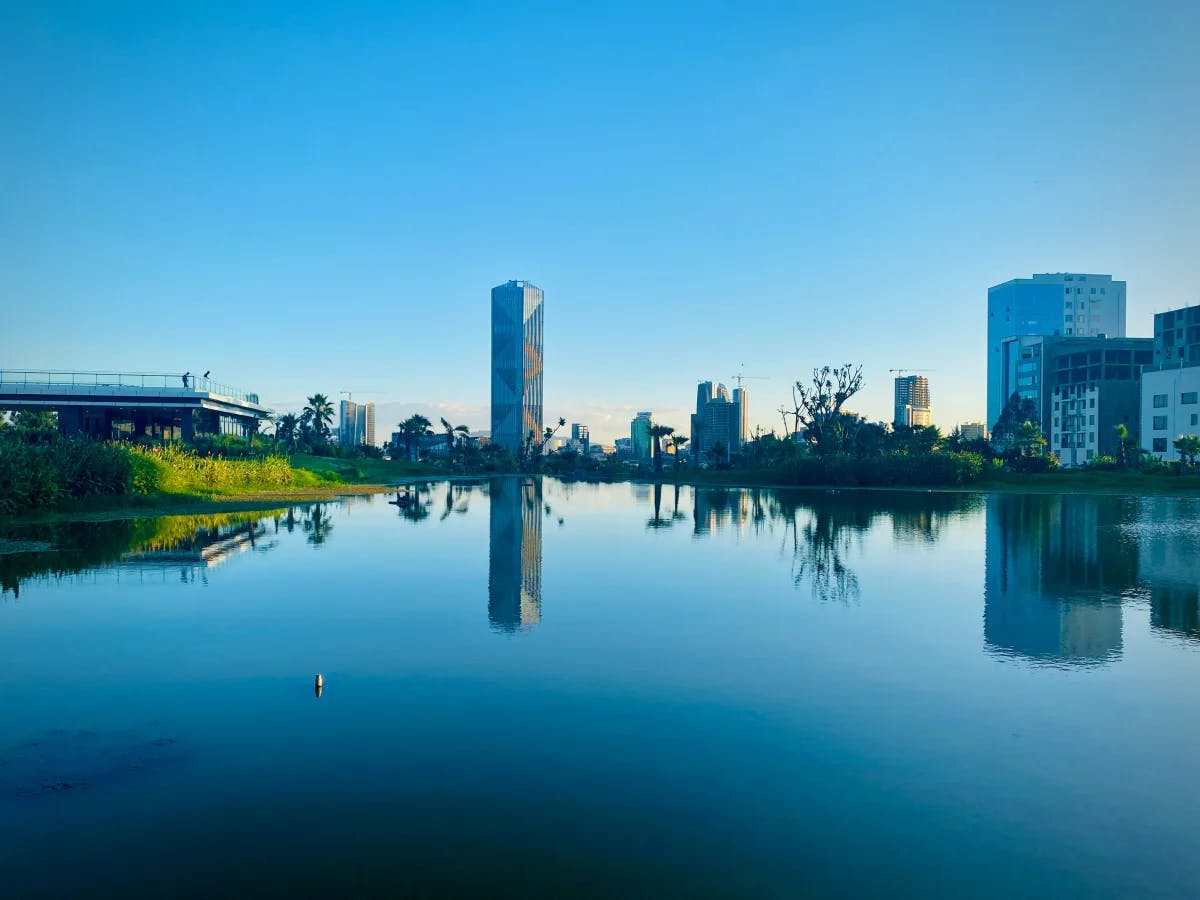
687,486,979,603
302,504,335,545
782,497,870,605
647,483,672,530
440,483,476,521
390,482,437,523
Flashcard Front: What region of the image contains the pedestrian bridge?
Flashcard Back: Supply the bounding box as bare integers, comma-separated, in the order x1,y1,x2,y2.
0,369,271,440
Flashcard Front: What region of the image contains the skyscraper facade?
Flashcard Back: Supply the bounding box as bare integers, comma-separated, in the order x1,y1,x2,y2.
338,399,376,447
630,411,653,460
987,273,1126,430
491,280,544,452
893,375,931,428
691,381,748,462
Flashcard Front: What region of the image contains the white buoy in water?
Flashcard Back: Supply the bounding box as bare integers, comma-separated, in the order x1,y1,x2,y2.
314,673,324,698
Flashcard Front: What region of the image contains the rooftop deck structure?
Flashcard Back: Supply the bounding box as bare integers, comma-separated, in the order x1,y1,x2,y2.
0,369,271,441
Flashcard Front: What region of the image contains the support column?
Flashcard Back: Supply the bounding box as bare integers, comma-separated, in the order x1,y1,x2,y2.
57,406,83,437
181,410,195,444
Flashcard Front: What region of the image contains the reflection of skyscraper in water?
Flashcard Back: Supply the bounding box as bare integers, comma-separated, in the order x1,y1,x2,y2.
692,487,750,535
488,477,543,632
983,494,1130,665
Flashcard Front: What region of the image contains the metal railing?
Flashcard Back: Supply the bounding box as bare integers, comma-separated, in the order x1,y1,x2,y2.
0,369,262,405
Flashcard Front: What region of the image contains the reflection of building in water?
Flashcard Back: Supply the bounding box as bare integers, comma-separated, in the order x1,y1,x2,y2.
1135,498,1200,643
983,495,1133,665
1,511,284,597
488,477,543,632
692,487,751,535
119,519,275,570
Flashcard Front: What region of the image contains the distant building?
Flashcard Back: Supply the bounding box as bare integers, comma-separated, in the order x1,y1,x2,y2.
491,280,544,452
631,411,653,460
893,375,931,428
570,423,590,454
614,437,632,458
1142,303,1200,461
987,273,1127,430
691,381,748,463
958,422,990,442
338,399,376,448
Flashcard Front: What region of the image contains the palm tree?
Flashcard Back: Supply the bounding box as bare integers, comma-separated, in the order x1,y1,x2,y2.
649,424,675,473
1173,434,1200,469
440,418,470,457
399,414,433,461
303,394,334,442
1012,421,1046,458
1114,423,1139,468
668,433,689,469
275,413,300,452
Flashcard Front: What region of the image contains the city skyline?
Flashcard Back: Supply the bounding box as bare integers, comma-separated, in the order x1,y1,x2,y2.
4,4,1199,444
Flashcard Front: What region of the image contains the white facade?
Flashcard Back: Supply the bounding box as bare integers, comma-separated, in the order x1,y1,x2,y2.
1141,366,1200,461
1051,384,1100,468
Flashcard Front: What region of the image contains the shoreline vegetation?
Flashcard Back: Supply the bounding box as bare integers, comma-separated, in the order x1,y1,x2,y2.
4,362,1200,524
2,444,1198,528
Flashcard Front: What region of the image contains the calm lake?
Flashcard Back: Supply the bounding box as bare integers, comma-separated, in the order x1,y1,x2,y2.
2,479,1199,897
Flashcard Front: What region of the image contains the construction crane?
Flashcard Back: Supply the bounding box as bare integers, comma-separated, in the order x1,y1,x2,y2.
888,368,936,378
731,370,769,389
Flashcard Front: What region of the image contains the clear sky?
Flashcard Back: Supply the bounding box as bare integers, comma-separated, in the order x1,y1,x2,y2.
3,1,1198,443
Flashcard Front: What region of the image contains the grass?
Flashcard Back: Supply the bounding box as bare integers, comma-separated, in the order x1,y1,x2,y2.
289,454,440,484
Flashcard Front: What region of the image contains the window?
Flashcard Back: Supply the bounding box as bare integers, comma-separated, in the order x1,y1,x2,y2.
1066,314,1074,322
1153,394,1169,408
1089,415,1095,425
1054,418,1059,428
1089,433,1095,444
1091,288,1096,294
1066,301,1073,308
1054,401,1060,410
1076,288,1082,294
1090,398,1096,408
1087,450,1095,460
1101,287,1106,294
1192,414,1199,426
1182,392,1198,405
1153,416,1168,430
1153,438,1168,452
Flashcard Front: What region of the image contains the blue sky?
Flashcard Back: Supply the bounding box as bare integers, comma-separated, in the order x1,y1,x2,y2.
3,1,1198,442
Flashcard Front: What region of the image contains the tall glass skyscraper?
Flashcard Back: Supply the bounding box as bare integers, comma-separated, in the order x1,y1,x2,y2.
491,280,543,452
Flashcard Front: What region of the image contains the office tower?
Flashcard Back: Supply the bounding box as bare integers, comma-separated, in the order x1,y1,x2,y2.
1142,302,1200,460
488,477,542,632
338,399,377,447
571,423,590,453
631,411,654,460
995,334,1151,464
491,280,544,452
893,375,931,428
959,422,990,442
987,273,1126,430
691,381,747,462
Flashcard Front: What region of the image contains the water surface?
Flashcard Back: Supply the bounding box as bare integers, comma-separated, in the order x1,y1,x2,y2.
2,480,1198,897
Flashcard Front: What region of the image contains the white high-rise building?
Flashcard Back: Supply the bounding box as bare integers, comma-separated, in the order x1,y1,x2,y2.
338,399,376,447
987,273,1126,430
